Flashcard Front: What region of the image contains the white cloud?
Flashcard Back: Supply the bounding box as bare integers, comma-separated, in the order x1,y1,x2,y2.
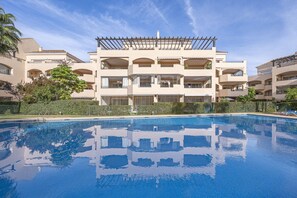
106,0,169,26
184,0,199,36
5,0,143,60
182,0,297,75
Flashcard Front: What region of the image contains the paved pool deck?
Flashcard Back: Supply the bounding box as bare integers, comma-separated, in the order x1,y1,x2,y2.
0,112,296,122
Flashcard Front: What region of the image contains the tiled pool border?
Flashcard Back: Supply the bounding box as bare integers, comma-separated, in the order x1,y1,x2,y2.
1,113,297,123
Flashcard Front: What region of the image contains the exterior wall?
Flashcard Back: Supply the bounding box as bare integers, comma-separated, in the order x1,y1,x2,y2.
96,47,218,105
272,55,297,101
0,38,40,100
1,37,247,103
25,55,97,100
96,46,247,105
216,59,248,101
249,52,297,101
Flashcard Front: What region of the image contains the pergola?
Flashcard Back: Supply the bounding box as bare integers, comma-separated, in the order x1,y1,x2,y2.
96,37,217,50
272,53,297,67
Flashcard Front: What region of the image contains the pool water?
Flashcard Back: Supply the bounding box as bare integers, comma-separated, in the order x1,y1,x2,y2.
0,115,297,197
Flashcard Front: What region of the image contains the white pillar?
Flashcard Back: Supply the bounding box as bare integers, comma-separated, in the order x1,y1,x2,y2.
154,95,158,103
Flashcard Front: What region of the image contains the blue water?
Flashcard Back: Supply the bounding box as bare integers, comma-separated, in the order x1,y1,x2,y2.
0,115,297,198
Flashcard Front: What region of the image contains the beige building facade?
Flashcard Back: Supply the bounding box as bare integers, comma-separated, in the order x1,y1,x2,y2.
248,52,297,101
0,38,40,100
95,37,247,105
0,36,248,104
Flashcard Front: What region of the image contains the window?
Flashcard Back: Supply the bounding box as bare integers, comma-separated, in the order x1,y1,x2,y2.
0,64,12,75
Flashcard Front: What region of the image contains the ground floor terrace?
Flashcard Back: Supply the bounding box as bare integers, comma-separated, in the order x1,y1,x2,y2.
100,95,212,106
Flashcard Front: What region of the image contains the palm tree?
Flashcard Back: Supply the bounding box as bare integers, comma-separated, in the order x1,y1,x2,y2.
0,7,22,56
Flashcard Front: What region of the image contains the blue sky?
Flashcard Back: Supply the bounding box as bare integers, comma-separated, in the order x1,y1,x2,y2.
2,0,297,75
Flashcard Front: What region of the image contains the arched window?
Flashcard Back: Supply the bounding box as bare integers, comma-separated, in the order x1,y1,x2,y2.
0,64,12,75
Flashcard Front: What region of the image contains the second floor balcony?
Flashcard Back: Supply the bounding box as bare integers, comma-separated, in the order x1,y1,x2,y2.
220,74,247,84
219,89,247,97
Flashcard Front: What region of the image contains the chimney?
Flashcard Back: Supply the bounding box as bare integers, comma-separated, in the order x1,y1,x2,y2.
157,30,160,39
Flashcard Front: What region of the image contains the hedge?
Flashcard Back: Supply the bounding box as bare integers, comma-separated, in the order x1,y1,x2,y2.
0,100,281,115
0,101,20,114
20,100,99,115
20,100,132,116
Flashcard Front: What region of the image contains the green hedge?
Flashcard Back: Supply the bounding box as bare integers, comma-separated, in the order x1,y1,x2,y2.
274,102,297,112
0,101,20,114
136,102,213,115
20,100,99,115
20,100,131,116
0,100,281,115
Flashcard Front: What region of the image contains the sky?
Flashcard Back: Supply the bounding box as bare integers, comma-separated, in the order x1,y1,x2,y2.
1,0,297,75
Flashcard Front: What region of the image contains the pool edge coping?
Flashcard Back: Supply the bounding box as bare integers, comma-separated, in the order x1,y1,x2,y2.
1,112,296,122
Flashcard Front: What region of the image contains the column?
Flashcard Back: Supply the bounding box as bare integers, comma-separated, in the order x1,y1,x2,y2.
154,95,158,103
128,96,133,106
180,95,184,102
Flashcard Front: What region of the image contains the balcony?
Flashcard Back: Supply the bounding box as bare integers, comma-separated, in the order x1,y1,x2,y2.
255,95,265,100
219,74,247,83
183,69,213,77
159,84,183,95
274,94,286,101
264,84,272,90
71,89,95,98
78,74,95,83
274,62,297,75
128,84,183,95
254,84,264,90
216,61,246,69
100,69,128,77
275,79,297,87
219,89,248,97
128,64,184,76
184,88,213,96
100,87,128,96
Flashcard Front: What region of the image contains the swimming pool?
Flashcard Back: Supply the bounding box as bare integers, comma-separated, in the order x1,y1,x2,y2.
0,115,296,197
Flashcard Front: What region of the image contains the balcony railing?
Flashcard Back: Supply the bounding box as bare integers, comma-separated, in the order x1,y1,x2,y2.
139,82,152,87
219,74,247,83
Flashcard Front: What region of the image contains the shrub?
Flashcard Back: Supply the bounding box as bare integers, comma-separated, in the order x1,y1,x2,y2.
0,101,20,114
20,100,98,115
1,100,278,115
215,100,230,113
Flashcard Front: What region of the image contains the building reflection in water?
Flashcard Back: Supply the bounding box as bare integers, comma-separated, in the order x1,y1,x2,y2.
0,116,296,189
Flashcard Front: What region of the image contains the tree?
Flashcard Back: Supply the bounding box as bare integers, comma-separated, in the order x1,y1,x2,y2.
237,87,255,103
285,88,297,101
51,63,87,100
247,87,256,100
20,76,59,103
0,7,22,55
0,80,23,102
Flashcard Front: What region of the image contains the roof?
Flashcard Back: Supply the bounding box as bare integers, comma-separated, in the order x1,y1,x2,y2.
20,38,35,40
272,53,297,66
256,61,273,68
31,50,66,53
96,36,217,50
216,50,228,53
29,50,84,63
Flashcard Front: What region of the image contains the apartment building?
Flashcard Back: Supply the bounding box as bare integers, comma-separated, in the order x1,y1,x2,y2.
0,36,248,104
248,52,297,101
0,38,40,100
95,36,247,105
25,49,97,100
